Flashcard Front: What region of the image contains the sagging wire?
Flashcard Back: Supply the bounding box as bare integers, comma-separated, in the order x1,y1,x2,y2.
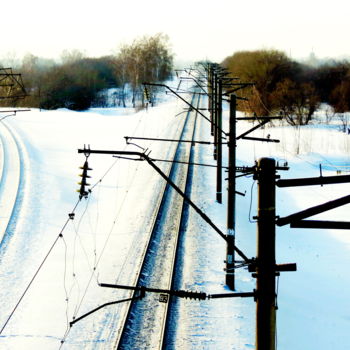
175,109,189,117
69,196,95,322
61,95,198,344
248,180,257,223
147,111,185,152
124,137,146,152
61,155,100,339
91,183,102,271
60,197,100,347
275,275,280,350
65,196,100,334
252,85,272,116
0,112,16,122
60,214,99,346
3,103,163,345
0,148,111,345
60,153,144,347
0,198,81,337
72,196,96,275
61,234,71,343
61,221,117,345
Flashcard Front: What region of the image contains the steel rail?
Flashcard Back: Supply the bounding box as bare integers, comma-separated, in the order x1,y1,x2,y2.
114,90,200,349
159,90,201,348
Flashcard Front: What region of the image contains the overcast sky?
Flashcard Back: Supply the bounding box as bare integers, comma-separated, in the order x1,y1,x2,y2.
2,0,349,64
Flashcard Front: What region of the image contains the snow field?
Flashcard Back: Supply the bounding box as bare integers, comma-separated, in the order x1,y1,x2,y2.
0,95,349,349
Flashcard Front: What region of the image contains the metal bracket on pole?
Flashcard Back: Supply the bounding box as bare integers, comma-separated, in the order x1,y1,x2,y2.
77,147,250,263
143,82,227,137
100,282,255,301
276,172,350,227
252,158,296,350
69,291,145,327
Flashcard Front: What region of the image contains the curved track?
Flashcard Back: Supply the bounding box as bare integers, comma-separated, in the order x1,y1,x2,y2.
114,90,201,349
0,120,25,246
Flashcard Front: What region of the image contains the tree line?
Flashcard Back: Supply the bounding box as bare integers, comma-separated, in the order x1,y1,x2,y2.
0,33,173,111
222,50,350,125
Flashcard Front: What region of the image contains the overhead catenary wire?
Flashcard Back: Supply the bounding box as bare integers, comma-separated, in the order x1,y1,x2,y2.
60,154,163,345
0,106,148,342
66,196,95,325
2,74,256,344
60,97,188,345
59,162,133,346
7,73,258,344
0,199,81,336
248,179,257,223
60,153,143,345
61,234,71,343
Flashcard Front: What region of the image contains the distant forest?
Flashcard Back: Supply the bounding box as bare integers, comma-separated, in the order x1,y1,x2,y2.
0,33,173,111
222,50,350,125
1,41,350,123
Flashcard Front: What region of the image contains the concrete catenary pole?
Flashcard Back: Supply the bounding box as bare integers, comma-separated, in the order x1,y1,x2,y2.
225,94,237,289
255,157,277,350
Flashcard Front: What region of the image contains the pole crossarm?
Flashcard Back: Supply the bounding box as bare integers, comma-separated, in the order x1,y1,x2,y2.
207,292,255,299
236,119,270,140
242,136,280,143
290,220,350,230
277,174,350,187
0,95,28,100
124,135,225,145
223,83,254,96
78,147,250,262
236,116,283,121
0,109,31,113
116,155,228,170
248,263,297,273
166,90,208,96
184,67,209,84
276,194,350,227
143,82,227,136
179,76,208,96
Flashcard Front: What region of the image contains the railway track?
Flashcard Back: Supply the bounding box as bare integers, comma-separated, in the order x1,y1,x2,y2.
0,119,24,246
113,89,202,349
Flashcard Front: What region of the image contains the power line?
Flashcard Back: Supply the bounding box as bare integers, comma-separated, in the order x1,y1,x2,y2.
0,199,81,336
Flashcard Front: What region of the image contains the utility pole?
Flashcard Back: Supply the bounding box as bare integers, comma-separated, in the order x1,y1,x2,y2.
213,72,218,159
207,65,214,136
225,94,236,289
216,78,223,203
255,157,276,350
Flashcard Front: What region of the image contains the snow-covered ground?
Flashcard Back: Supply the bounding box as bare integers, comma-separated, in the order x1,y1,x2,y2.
0,92,350,349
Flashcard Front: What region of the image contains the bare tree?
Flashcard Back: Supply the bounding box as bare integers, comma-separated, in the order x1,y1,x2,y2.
271,79,320,125
222,49,297,116
114,33,173,107
60,49,86,64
